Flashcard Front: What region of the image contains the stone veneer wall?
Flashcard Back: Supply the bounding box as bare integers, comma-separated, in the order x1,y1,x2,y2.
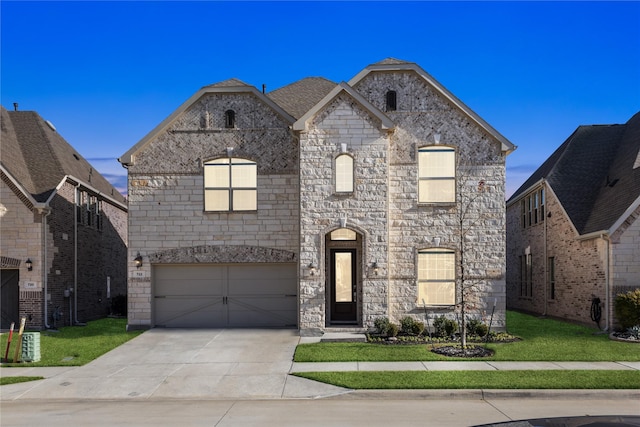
354,71,507,329
126,92,299,329
298,95,390,331
611,205,640,328
506,185,609,327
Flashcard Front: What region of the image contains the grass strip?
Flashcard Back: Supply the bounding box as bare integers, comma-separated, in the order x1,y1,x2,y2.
294,370,640,390
294,311,640,362
1,318,142,367
0,376,44,386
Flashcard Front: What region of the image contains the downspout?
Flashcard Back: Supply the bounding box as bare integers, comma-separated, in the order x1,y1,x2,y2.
543,181,548,316
602,233,611,332
40,207,52,329
74,183,79,325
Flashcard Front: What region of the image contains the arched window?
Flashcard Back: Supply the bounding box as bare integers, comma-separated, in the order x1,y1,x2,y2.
224,110,236,128
386,90,397,112
418,248,455,305
335,154,354,193
418,146,456,203
204,157,256,211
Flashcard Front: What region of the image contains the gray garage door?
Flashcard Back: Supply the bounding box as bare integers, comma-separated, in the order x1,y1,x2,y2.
153,264,297,328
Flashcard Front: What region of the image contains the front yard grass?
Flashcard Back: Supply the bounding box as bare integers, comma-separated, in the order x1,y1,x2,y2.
294,311,640,362
1,318,142,367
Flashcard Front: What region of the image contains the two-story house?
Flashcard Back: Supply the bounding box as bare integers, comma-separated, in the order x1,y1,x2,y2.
120,59,515,335
1,105,128,330
506,112,640,330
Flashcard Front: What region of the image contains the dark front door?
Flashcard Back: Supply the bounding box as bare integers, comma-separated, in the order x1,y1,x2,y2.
1,269,19,329
329,249,357,323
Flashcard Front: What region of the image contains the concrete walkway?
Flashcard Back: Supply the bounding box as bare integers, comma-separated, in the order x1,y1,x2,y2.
1,329,639,402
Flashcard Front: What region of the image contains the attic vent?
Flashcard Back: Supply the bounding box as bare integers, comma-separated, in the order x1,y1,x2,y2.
386,91,397,112
45,120,57,131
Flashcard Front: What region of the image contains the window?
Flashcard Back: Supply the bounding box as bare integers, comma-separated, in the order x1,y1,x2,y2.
548,257,555,300
520,188,545,228
386,90,397,111
204,158,257,211
418,146,455,203
330,228,357,241
520,254,532,297
418,248,456,306
335,154,354,193
224,110,235,128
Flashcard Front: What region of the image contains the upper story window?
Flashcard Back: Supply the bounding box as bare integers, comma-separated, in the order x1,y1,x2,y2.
335,154,354,193
417,248,456,306
418,146,456,203
224,110,236,128
204,157,257,212
385,90,397,112
520,187,545,228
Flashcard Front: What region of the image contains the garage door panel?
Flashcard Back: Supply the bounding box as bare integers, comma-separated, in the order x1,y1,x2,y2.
153,263,297,328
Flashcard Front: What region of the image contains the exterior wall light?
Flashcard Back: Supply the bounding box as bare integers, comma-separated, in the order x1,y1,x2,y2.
372,261,379,276
308,263,317,276
25,258,33,271
134,253,143,269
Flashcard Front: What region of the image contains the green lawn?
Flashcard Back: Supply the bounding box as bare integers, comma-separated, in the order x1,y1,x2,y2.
0,376,44,386
294,311,640,362
1,318,142,367
294,370,640,389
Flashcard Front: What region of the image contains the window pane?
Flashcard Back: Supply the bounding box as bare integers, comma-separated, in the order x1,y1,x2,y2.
336,155,353,192
232,190,257,211
330,228,357,241
419,281,455,305
231,163,257,187
335,252,353,302
418,249,455,305
205,189,229,211
204,164,229,187
419,148,455,178
419,179,455,203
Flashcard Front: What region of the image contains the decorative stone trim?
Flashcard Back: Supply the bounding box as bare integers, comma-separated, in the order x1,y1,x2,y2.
149,245,297,264
1,256,22,268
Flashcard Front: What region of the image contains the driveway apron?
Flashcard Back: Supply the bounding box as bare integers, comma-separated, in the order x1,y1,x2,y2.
0,329,348,401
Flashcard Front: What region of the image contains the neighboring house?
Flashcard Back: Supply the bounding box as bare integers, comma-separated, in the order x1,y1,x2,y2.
0,105,128,330
120,58,515,334
506,112,640,330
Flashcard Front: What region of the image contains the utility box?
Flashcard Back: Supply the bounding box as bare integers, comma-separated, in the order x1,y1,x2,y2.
21,332,41,362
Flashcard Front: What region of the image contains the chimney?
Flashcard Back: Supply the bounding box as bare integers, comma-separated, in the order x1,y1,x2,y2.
13,103,18,111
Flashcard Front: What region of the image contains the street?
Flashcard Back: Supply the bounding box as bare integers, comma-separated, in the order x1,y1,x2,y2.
2,396,639,427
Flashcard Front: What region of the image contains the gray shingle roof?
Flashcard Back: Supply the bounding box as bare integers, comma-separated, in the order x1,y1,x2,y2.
508,111,640,235
1,106,126,204
267,77,336,119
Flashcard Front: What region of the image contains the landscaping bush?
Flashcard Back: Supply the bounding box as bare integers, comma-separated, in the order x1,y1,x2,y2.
614,289,640,329
467,318,489,337
400,316,425,336
432,316,458,338
373,317,399,337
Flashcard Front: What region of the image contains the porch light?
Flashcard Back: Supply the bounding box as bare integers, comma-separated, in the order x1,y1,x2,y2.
25,258,33,271
308,263,317,276
372,261,379,276
134,253,143,269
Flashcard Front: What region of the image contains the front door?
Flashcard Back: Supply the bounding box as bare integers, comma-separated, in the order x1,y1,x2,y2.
1,269,19,329
329,249,357,323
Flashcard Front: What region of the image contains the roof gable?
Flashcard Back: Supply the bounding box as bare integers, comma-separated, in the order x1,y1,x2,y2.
292,82,394,132
348,58,516,154
267,77,336,119
1,106,126,204
120,81,296,164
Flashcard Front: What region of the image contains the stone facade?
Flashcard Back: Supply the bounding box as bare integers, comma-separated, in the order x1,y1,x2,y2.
123,60,513,333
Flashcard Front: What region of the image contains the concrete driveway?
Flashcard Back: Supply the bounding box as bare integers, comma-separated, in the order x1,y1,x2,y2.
1,329,348,401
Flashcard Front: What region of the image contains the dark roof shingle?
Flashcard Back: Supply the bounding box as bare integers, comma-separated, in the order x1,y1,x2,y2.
267,77,336,119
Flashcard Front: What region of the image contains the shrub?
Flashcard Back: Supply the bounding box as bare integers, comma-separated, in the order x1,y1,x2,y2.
614,289,640,329
400,316,425,336
373,317,399,337
467,318,489,337
433,316,458,338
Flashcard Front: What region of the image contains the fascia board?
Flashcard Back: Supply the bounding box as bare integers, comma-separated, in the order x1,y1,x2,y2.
48,175,128,211
348,63,517,155
607,194,640,237
119,85,296,165
293,82,394,132
0,163,42,209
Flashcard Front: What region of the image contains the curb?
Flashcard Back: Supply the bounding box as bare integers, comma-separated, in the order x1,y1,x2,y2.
329,388,640,400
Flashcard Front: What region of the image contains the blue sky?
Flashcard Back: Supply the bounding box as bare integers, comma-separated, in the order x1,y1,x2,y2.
2,1,639,197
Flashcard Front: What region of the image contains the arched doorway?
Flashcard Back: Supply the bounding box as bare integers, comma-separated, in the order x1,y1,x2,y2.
325,228,362,326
